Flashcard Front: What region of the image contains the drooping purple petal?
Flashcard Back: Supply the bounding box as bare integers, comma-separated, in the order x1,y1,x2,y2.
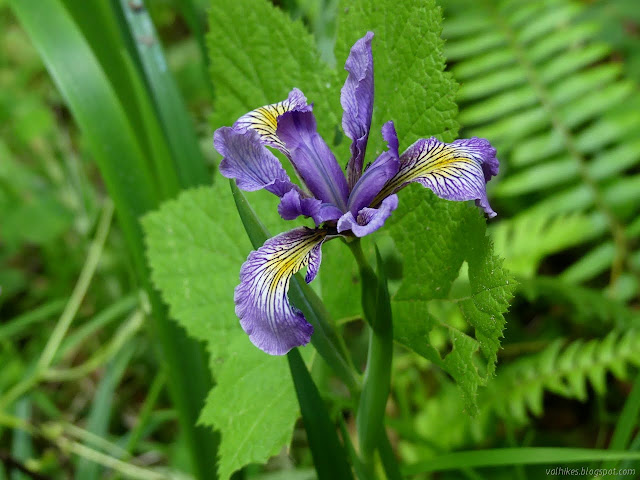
277,189,343,226
342,31,375,189
234,88,312,154
214,127,295,197
373,137,499,217
337,194,398,237
235,227,328,355
276,111,349,211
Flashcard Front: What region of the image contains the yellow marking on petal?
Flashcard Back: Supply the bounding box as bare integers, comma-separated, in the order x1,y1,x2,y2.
236,98,300,150
260,230,326,296
373,143,480,205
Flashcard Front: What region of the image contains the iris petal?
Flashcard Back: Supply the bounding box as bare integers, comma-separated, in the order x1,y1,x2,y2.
234,88,312,154
347,121,401,214
276,111,350,211
341,32,375,189
374,137,499,217
337,194,398,237
214,127,295,197
278,189,343,226
235,227,329,355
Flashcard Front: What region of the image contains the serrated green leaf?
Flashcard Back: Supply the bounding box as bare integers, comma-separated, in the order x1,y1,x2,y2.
207,0,339,140
143,185,247,359
200,335,298,480
388,188,514,413
142,183,300,479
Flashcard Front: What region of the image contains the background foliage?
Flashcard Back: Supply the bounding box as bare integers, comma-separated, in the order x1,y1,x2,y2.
1,0,639,479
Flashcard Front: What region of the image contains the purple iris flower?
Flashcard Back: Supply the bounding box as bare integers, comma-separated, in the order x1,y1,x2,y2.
213,32,499,355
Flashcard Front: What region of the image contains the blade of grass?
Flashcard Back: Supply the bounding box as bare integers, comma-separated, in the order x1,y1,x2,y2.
603,370,640,471
75,342,136,480
10,2,218,478
0,299,66,341
10,397,33,480
338,417,370,480
403,448,640,475
59,0,154,165
616,431,640,478
171,0,210,78
117,0,210,188
54,294,138,361
123,372,165,455
44,310,144,382
0,200,114,409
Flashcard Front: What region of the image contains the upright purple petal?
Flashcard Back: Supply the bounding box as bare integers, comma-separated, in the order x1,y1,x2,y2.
234,88,312,154
214,127,295,197
337,194,398,237
347,151,399,215
277,190,343,226
235,227,329,355
276,111,349,211
373,137,499,217
342,32,375,189
347,121,401,214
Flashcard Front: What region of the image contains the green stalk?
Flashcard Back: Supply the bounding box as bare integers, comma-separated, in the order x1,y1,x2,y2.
349,241,394,474
287,349,354,480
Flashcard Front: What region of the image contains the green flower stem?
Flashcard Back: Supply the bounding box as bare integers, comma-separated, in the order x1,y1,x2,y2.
348,240,394,473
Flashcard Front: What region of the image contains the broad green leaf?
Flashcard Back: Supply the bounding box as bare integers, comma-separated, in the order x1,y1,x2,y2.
142,183,299,479
207,0,339,141
388,188,515,413
200,335,298,480
143,184,247,359
320,240,361,322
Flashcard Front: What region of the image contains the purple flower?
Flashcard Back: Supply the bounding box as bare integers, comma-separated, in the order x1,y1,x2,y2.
213,32,499,355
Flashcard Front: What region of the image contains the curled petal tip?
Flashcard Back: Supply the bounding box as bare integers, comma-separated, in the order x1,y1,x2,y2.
337,194,398,237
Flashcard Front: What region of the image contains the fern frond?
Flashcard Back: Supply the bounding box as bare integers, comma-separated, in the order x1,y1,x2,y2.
442,0,640,295
483,330,640,424
519,276,640,327
490,212,605,277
